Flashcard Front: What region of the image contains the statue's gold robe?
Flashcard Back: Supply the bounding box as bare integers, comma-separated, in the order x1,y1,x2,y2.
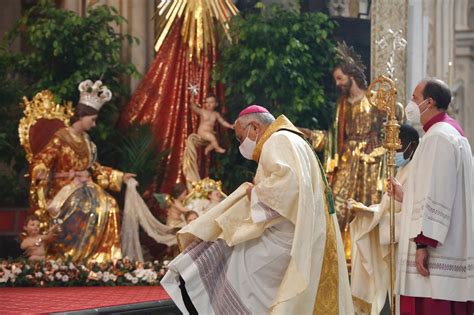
30,127,123,263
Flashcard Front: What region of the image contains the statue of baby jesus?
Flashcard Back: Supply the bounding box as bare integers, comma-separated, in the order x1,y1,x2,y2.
21,215,58,262
192,95,234,155
207,189,224,211
166,183,190,229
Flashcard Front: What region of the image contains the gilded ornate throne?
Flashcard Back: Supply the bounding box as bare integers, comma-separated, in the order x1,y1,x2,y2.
18,90,74,230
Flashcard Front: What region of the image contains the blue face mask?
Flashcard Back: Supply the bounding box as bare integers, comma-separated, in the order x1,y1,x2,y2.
395,152,409,168
395,142,414,168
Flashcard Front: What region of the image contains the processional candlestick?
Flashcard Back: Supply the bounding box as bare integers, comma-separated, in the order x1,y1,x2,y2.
368,28,406,315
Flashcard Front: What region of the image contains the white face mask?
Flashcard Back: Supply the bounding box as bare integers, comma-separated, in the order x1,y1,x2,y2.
239,125,258,160
405,99,429,124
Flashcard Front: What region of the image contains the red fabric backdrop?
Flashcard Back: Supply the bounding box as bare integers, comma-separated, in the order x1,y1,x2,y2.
119,20,225,210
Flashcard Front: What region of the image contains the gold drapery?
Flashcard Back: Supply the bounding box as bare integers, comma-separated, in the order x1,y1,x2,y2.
309,96,386,261
182,133,209,191
30,128,123,263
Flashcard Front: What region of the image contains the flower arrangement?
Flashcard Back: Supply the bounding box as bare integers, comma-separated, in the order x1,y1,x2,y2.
0,257,170,287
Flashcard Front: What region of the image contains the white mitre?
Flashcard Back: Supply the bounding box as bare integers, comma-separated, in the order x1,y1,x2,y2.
78,80,112,111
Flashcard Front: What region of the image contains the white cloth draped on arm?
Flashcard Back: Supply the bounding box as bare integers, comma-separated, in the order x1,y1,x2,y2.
350,164,408,315
121,178,177,261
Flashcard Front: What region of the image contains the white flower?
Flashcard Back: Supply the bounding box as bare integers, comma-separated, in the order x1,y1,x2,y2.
131,277,138,284
6,271,16,283
0,275,8,283
102,272,110,282
62,275,69,282
124,272,133,280
35,272,43,278
96,271,103,280
146,271,158,283
134,269,146,279
52,263,59,271
110,274,117,282
162,260,170,266
25,265,31,270
68,263,76,270
48,275,54,281
55,272,62,279
60,265,68,271
12,267,22,275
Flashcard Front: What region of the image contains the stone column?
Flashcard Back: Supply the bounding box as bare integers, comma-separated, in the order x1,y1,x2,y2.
453,0,474,147
424,0,455,81
371,0,408,103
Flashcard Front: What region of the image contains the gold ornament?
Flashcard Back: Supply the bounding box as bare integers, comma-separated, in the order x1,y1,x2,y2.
18,90,74,232
367,75,400,315
184,177,225,203
154,0,239,60
19,90,74,163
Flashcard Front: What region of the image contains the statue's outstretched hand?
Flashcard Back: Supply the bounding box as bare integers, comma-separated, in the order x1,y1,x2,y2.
124,173,137,184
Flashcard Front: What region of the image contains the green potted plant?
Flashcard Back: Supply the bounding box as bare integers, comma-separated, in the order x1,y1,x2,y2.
212,3,338,191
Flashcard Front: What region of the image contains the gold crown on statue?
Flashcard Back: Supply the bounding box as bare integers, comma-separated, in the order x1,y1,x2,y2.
78,80,112,111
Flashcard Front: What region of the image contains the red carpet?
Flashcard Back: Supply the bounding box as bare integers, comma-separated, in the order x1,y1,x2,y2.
0,286,171,314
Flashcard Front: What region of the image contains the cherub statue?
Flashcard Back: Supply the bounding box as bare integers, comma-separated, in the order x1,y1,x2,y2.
206,189,224,211
166,183,190,228
20,215,58,262
191,95,234,155
184,210,199,224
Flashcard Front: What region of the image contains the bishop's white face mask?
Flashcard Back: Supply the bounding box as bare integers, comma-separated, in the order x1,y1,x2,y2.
405,99,429,124
239,125,258,160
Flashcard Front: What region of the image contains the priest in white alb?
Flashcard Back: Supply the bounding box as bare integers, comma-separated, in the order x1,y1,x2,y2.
349,124,419,314
161,105,353,314
390,78,473,314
